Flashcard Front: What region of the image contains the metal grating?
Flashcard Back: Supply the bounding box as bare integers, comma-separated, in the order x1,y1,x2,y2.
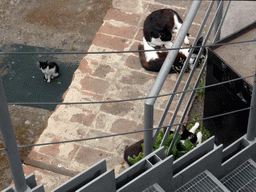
221,159,256,192
175,170,229,192
142,183,165,192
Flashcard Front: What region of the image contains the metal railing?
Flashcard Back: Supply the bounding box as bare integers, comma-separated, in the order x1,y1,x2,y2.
0,78,32,192
143,0,231,156
1,0,256,191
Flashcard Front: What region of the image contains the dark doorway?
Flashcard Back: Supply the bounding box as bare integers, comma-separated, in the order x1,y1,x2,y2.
203,49,252,147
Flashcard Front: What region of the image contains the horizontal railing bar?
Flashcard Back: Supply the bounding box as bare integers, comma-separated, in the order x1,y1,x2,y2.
0,106,251,151
6,74,253,106
0,40,254,55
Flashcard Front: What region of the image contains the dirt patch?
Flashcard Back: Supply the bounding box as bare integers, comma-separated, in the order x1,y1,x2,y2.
188,97,204,121
0,0,112,51
0,105,52,189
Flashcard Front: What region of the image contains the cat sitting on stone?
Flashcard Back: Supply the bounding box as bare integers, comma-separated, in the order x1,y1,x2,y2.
39,61,60,83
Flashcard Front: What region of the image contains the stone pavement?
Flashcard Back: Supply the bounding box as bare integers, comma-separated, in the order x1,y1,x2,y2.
21,0,217,191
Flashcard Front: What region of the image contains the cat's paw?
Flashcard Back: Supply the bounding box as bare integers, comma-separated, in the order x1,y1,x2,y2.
184,37,190,45
165,41,173,49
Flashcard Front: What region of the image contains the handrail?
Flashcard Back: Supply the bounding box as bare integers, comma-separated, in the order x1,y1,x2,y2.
0,78,32,192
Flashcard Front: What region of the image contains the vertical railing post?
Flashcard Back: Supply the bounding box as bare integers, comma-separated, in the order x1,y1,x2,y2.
0,78,31,192
144,103,153,157
246,70,256,141
214,0,223,42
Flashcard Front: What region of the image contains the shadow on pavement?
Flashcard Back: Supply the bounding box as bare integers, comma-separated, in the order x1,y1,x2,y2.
0,44,83,110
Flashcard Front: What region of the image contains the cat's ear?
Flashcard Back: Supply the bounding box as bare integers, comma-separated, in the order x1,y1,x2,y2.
181,125,186,133
196,37,204,46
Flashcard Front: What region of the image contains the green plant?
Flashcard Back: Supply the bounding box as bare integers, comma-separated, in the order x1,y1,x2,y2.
195,66,206,101
127,119,210,165
181,139,196,154
127,151,144,165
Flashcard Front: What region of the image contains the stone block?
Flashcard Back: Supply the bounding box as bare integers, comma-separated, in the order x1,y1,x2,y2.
103,9,141,26
100,101,134,116
92,32,131,51
99,22,137,39
111,118,144,140
75,146,112,167
124,55,141,70
70,110,96,126
80,76,110,94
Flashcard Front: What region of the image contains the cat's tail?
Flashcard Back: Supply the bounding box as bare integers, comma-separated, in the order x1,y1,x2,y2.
190,122,200,134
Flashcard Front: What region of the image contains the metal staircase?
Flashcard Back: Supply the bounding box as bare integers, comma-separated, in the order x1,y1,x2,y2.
221,159,256,192
176,158,256,192
176,170,229,192
46,136,256,192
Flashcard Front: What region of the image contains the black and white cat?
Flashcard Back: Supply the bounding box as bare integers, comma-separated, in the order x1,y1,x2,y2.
139,9,206,73
39,61,60,83
181,122,202,145
166,122,202,145
143,9,190,49
138,36,206,73
124,123,202,166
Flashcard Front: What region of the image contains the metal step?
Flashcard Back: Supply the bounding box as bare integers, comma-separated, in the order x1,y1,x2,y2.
221,159,256,192
51,159,116,192
142,183,165,192
175,170,230,192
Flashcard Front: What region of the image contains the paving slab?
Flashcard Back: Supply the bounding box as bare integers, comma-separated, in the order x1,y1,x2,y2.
21,1,221,191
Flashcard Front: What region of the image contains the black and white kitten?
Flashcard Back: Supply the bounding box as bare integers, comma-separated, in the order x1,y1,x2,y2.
39,61,60,83
143,9,190,49
181,122,202,145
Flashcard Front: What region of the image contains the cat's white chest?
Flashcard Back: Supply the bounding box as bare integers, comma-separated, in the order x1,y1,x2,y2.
40,66,55,75
40,66,59,82
143,37,161,62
